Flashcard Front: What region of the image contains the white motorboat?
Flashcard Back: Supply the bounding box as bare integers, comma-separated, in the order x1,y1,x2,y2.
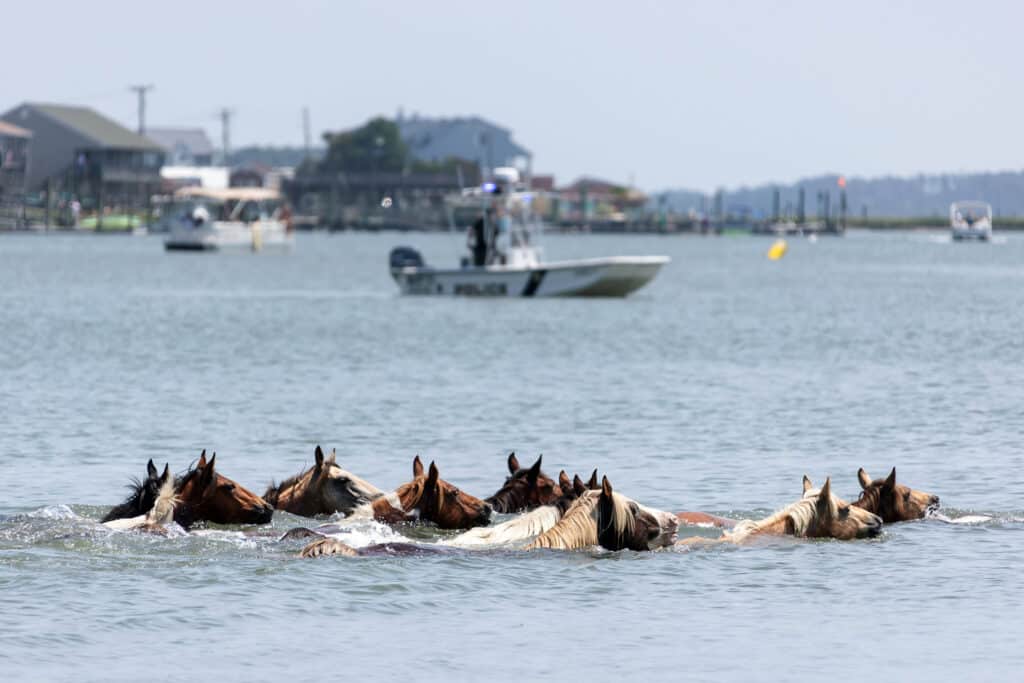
389,169,669,297
950,200,992,241
164,187,294,251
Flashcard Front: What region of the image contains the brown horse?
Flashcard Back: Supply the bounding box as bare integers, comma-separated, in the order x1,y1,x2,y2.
525,476,679,552
174,451,275,529
264,446,384,517
853,467,939,522
485,453,564,513
359,456,492,530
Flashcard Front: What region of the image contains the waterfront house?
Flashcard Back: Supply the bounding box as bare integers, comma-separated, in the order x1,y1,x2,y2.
0,102,165,210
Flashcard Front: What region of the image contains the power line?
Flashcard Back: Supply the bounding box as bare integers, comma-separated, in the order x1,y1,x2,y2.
129,84,154,135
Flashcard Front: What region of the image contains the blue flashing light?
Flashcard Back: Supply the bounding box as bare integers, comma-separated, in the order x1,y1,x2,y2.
482,182,496,192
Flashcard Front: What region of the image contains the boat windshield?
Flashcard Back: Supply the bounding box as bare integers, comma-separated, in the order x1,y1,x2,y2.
169,196,283,224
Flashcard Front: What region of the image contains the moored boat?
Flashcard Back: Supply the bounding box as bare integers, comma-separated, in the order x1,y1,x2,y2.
950,200,992,241
164,187,294,252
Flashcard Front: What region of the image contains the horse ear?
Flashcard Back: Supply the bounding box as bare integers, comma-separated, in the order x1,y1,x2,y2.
426,461,439,488
159,463,171,485
327,449,337,465
197,449,207,469
816,478,833,516
858,468,872,490
413,455,424,478
573,475,587,497
147,459,158,479
802,475,814,494
883,468,897,491
558,470,571,491
527,455,543,484
507,452,520,474
587,469,599,489
314,445,325,469
207,452,216,473
600,476,613,500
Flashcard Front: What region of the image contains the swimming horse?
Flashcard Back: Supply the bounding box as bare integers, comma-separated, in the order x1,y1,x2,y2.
102,451,274,529
852,467,939,522
263,445,384,517
298,475,676,558
678,477,882,546
173,450,275,529
346,455,492,529
485,453,565,513
101,459,171,524
446,470,595,547
524,476,679,552
102,463,178,533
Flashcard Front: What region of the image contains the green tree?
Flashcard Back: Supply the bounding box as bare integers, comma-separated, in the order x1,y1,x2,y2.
318,117,408,173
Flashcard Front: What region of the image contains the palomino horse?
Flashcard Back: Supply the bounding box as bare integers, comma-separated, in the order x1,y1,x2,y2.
174,451,275,529
853,467,939,522
351,456,492,530
264,446,384,517
101,459,171,524
525,477,679,552
102,464,178,533
485,453,564,513
680,477,882,546
447,471,593,547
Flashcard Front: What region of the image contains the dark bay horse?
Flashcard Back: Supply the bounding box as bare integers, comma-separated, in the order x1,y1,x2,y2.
264,446,384,517
853,467,939,522
101,459,170,524
359,456,492,529
173,451,275,529
485,453,564,513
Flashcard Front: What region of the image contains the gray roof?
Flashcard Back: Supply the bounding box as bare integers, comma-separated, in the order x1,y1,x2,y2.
27,102,164,151
146,128,214,156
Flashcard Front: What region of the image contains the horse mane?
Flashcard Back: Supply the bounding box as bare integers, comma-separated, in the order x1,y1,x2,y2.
524,489,639,551
263,467,311,507
853,486,880,514
447,505,563,547
725,492,825,542
101,477,152,523
147,477,178,526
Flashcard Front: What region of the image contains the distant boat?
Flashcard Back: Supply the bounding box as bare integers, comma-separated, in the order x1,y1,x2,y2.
164,187,294,252
950,200,992,241
389,168,668,297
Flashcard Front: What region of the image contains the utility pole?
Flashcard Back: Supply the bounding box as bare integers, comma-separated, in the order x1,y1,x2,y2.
218,108,234,165
129,84,154,134
302,107,312,161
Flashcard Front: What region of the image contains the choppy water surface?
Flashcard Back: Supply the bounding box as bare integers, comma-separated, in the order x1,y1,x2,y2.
2,230,1023,681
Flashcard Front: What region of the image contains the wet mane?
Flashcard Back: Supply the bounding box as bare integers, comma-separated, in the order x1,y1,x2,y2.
725,495,821,543
447,505,563,547
526,490,637,550
263,468,312,507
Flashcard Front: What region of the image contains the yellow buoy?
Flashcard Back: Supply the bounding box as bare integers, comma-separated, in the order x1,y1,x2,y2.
767,239,787,260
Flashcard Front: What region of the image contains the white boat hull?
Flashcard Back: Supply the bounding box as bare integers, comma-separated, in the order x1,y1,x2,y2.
391,256,669,297
164,220,294,252
951,227,991,241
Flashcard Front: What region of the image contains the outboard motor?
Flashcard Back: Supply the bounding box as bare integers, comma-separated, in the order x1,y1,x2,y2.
389,246,424,270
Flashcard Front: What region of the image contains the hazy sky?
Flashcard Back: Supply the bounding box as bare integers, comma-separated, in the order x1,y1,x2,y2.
3,0,1019,191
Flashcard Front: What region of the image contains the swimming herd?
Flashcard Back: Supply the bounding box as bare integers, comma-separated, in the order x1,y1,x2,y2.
100,447,941,557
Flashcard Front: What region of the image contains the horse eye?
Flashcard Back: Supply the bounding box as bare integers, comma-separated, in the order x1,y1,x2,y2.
222,483,236,492
449,488,460,497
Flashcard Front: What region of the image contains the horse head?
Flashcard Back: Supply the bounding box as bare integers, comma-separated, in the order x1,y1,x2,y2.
175,450,274,528
596,476,679,551
855,467,939,522
265,446,383,517
385,456,492,529
800,476,882,540
101,459,169,523
485,453,563,513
